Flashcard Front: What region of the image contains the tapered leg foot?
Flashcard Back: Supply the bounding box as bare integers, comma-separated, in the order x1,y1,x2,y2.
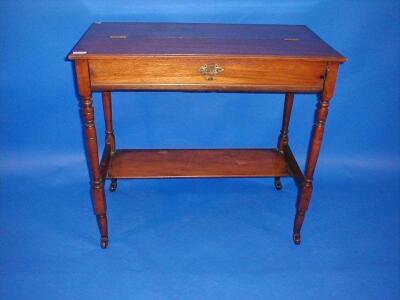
293,232,301,245
109,179,117,192
274,177,283,190
96,214,108,248
293,210,305,245
100,236,109,249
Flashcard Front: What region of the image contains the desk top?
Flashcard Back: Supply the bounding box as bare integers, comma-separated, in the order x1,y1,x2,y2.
69,22,346,62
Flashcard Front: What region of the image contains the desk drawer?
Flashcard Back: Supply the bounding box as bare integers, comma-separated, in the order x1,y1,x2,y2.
89,57,326,92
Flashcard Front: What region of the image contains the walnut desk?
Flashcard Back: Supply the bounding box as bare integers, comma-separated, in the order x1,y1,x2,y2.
68,22,346,248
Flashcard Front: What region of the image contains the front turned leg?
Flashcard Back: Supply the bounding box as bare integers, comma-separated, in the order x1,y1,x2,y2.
84,106,109,248
82,95,109,248
76,60,109,248
293,181,313,244
293,95,330,245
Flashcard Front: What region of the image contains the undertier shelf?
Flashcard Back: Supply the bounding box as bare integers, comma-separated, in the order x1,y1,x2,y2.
106,149,290,179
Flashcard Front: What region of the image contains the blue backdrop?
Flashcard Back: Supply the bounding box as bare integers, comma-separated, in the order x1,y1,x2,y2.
0,1,399,299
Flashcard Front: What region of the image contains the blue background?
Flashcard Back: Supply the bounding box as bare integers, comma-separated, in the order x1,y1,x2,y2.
1,0,399,299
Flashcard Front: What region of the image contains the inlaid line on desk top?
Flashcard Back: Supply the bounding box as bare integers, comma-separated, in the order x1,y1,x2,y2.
69,22,346,62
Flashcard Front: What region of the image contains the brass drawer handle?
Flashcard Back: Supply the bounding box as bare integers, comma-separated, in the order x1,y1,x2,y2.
199,64,224,80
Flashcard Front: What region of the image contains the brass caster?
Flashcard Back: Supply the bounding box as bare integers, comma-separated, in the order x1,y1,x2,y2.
109,179,117,192
100,236,109,249
293,233,301,245
274,177,283,190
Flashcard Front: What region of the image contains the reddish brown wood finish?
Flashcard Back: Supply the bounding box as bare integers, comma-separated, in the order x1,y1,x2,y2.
75,60,108,248
69,22,346,248
107,149,289,179
88,57,326,92
275,93,295,190
278,93,295,152
101,91,117,191
283,144,305,188
292,62,340,244
69,23,345,61
102,91,116,153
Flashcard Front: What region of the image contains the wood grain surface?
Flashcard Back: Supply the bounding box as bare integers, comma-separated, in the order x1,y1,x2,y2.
69,22,346,62
89,57,327,92
107,149,290,179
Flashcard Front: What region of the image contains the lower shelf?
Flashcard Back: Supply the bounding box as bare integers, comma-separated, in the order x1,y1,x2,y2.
106,149,290,179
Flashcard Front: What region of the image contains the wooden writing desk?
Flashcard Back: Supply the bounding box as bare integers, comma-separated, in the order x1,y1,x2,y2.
68,22,346,248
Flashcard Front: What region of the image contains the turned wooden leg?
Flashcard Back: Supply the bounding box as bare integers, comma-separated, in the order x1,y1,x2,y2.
276,93,294,190
82,95,109,248
76,60,109,248
102,91,116,153
292,63,339,244
102,91,118,193
293,95,331,245
82,94,109,248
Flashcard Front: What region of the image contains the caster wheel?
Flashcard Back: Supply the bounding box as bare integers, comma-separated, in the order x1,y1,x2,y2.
100,237,109,249
274,177,283,190
293,233,301,245
109,179,117,192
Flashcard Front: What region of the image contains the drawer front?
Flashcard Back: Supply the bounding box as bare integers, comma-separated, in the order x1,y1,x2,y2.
89,57,327,92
